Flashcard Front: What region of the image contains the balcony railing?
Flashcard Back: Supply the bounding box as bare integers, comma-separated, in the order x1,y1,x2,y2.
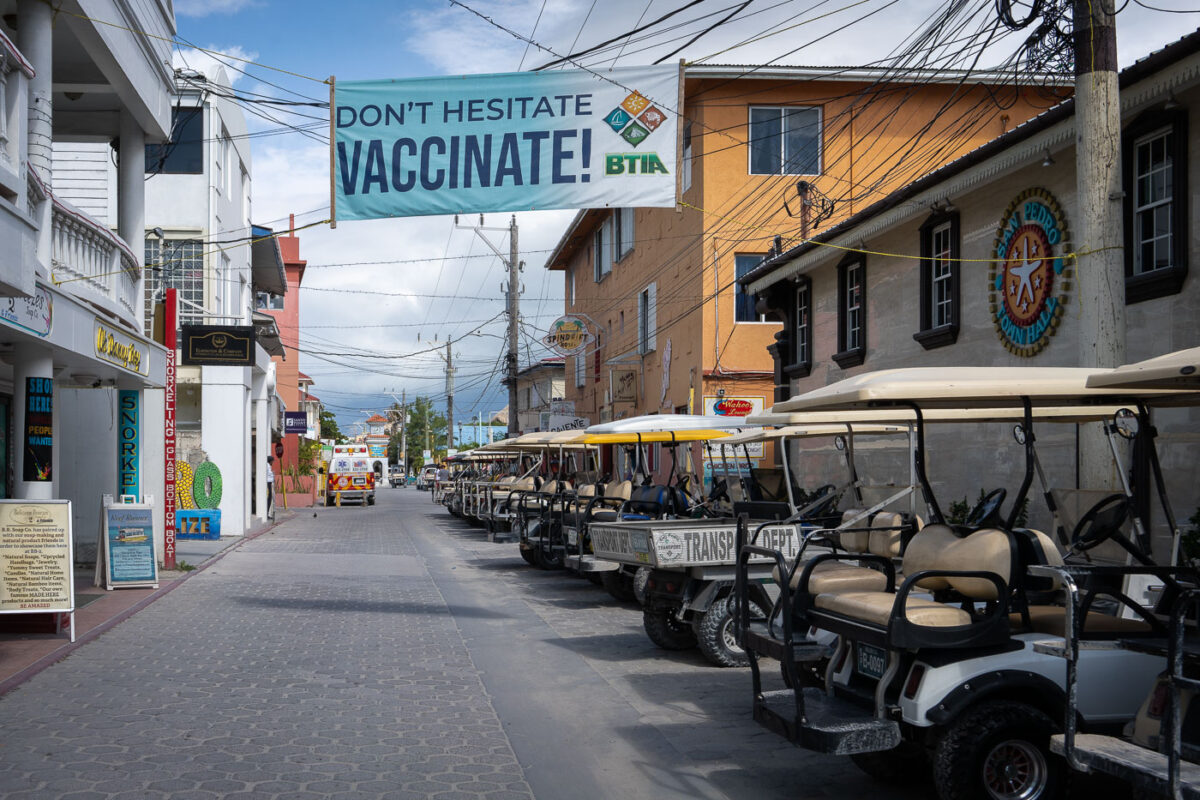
35,168,141,328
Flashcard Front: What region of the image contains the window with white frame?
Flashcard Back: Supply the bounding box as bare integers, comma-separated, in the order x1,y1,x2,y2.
834,255,866,368
794,281,811,367
681,122,693,193
734,254,767,322
1122,109,1187,304
144,238,205,336
1132,128,1174,276
256,291,284,310
749,106,821,175
593,216,613,281
638,282,657,354
575,353,586,387
930,223,954,327
614,207,635,261
915,212,960,349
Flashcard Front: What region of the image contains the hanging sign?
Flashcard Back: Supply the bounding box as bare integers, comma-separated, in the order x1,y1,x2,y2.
989,187,1072,357
705,396,764,457
284,411,308,435
181,325,255,367
94,319,148,375
118,391,139,497
0,500,73,614
333,64,681,220
99,499,158,590
611,369,638,403
23,376,53,482
0,285,53,337
542,316,593,355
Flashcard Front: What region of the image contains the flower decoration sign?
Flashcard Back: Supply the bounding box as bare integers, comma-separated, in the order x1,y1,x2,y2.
988,187,1072,357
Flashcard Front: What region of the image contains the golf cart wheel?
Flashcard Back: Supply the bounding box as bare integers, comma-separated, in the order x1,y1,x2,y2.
850,741,930,786
696,595,767,668
934,700,1061,800
632,567,651,606
643,606,698,651
519,547,539,566
537,543,564,570
602,570,637,603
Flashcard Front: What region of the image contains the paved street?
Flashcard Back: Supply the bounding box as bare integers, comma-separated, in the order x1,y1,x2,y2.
0,489,929,800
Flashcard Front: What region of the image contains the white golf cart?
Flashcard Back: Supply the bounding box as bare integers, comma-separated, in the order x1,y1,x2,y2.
735,366,1189,800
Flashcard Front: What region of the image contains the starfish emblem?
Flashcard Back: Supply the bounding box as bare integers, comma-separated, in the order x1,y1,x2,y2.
1009,237,1041,306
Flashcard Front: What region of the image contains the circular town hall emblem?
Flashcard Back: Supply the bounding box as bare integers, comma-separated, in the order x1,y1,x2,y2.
989,187,1072,357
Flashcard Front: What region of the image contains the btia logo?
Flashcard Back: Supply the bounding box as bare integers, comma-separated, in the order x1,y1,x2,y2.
712,398,753,416
602,91,667,148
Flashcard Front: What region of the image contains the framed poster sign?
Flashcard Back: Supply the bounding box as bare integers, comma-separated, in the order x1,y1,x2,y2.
0,500,75,640
100,499,158,590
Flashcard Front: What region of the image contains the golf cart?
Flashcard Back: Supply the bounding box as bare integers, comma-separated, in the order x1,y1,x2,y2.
1040,347,1200,799
734,366,1190,800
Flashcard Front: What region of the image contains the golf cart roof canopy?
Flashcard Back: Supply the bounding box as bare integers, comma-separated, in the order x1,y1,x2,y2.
715,424,909,446
771,367,1185,413
501,430,594,450
585,413,747,434
1085,347,1200,391
748,405,1136,426
583,429,734,445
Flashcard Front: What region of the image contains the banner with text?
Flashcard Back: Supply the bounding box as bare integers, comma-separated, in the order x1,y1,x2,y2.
334,65,680,220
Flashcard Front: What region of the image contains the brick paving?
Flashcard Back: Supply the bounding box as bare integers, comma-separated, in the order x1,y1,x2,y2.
0,489,929,799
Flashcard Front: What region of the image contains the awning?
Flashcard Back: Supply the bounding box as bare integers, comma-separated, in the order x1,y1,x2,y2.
252,311,284,357
251,225,287,296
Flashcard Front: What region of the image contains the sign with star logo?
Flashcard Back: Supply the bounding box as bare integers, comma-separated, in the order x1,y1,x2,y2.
988,187,1072,357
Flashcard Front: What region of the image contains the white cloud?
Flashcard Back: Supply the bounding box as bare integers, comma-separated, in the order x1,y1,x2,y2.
173,45,260,86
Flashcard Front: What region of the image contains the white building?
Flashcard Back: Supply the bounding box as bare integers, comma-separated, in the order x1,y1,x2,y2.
0,1,175,561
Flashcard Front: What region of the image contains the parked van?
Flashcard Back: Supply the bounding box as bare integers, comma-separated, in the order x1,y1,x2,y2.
326,444,375,506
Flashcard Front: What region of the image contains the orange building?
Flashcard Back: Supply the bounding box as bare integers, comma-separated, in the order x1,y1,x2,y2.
544,65,1064,480
257,214,307,475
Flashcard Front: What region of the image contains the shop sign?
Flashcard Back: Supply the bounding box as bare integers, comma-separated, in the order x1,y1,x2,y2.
181,325,255,367
0,500,73,613
710,397,755,417
284,411,308,435
94,319,148,375
333,65,680,220
549,399,575,416
704,395,764,458
611,369,638,403
118,391,139,497
100,500,157,590
0,285,53,337
542,316,593,356
989,187,1072,357
23,377,52,481
368,443,387,458
541,414,589,431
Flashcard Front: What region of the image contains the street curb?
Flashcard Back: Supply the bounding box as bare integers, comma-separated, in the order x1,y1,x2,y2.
0,514,292,697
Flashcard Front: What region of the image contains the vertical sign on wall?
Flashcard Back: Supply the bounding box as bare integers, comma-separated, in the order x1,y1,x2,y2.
23,377,53,481
163,288,177,569
118,391,139,498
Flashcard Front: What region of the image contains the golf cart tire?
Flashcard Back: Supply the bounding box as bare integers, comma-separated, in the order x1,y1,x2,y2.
537,544,564,570
643,607,698,651
632,567,651,606
696,595,766,668
933,700,1062,800
519,547,539,566
849,741,930,786
602,570,637,603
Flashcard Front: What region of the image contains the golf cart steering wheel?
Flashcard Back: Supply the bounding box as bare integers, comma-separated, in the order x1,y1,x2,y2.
708,477,729,504
965,488,1007,528
1071,493,1131,553
803,484,839,518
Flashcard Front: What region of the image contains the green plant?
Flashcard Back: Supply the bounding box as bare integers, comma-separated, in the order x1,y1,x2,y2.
176,560,196,572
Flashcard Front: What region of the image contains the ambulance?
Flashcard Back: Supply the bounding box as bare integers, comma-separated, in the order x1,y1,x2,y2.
325,443,376,506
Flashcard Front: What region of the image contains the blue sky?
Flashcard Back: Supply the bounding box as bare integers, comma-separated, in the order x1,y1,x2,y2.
168,0,1199,436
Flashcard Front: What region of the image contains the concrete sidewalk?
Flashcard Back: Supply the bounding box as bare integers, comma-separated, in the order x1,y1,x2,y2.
0,512,292,695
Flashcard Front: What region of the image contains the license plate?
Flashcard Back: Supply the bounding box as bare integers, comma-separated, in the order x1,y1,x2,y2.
566,529,578,546
856,643,887,680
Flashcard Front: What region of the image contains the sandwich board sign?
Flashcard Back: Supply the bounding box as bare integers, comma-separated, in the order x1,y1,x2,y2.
0,499,75,641
97,496,158,590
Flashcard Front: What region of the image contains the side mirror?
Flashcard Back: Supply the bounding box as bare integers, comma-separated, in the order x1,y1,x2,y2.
1012,424,1027,445
834,435,847,451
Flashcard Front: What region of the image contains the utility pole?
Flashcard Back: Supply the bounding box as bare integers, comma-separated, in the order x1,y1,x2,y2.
441,341,455,451
507,214,520,437
1073,0,1124,488
455,214,520,439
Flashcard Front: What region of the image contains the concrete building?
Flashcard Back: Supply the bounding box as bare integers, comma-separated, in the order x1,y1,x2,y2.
500,357,565,434
545,64,1060,482
0,2,175,563
741,32,1200,556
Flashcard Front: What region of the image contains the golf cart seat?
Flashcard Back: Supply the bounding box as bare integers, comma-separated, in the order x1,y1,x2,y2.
797,526,1064,650
622,485,685,520
586,480,632,523
1008,605,1153,637
523,480,571,511
777,512,923,593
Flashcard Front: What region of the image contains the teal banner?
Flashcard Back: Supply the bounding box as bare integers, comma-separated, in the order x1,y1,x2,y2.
334,65,680,220
118,390,139,498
